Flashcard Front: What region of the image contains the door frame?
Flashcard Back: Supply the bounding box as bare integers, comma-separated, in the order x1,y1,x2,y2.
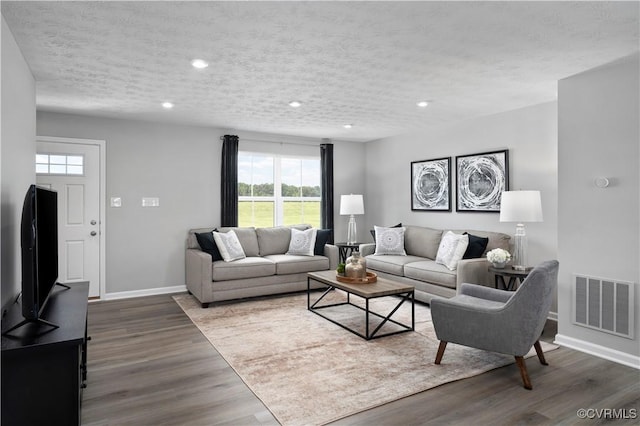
36,135,106,299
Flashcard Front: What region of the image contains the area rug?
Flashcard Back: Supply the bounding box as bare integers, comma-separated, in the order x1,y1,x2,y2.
173,292,556,426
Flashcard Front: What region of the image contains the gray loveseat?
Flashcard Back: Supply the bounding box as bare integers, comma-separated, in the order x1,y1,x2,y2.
186,225,338,307
360,225,511,304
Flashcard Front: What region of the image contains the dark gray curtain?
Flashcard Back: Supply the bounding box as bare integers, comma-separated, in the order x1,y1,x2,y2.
221,135,239,227
320,142,334,242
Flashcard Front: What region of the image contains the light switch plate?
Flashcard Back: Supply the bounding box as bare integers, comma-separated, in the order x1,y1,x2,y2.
110,197,122,207
142,197,160,207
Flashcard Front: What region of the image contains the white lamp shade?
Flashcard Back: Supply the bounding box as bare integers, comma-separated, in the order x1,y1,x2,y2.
499,191,543,223
340,194,364,215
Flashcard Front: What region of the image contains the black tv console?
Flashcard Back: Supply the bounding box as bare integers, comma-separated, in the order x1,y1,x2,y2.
1,282,89,426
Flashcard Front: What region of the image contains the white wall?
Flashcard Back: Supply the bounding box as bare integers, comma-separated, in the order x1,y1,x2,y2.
36,112,366,295
557,54,639,363
364,102,558,260
1,16,36,310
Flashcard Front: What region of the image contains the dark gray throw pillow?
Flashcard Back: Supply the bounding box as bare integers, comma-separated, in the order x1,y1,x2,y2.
195,229,223,261
314,229,333,255
462,232,489,259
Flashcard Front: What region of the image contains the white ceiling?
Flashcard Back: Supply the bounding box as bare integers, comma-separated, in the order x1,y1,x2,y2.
2,1,638,142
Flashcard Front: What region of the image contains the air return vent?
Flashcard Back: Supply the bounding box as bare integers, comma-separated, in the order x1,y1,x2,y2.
573,274,634,339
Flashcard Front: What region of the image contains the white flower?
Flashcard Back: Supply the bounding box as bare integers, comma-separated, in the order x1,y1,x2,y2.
487,248,511,263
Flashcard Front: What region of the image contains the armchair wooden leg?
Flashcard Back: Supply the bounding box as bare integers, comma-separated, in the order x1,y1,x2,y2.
515,356,532,390
435,341,447,364
533,340,548,365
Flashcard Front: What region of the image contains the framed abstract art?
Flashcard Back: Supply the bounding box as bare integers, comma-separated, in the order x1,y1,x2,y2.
411,157,451,211
456,150,509,212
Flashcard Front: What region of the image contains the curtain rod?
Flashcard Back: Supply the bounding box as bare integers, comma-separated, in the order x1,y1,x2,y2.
219,136,331,147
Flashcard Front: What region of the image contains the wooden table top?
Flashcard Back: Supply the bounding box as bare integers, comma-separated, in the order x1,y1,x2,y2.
308,270,414,298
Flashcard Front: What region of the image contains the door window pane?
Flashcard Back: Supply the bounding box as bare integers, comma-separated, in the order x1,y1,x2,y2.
35,153,85,175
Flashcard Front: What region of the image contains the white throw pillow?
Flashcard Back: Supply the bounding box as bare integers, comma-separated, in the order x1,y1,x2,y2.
374,226,407,255
287,228,317,256
435,231,469,271
212,230,246,262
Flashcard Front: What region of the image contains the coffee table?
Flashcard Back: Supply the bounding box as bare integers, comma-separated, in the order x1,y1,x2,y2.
307,270,415,340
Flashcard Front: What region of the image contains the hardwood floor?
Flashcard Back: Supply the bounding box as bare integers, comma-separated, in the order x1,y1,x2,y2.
82,293,639,425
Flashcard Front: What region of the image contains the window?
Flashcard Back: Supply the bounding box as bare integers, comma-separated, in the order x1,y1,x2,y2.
36,153,84,175
239,152,321,228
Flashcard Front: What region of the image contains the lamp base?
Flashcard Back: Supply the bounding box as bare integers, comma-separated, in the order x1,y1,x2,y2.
512,223,528,271
346,215,357,245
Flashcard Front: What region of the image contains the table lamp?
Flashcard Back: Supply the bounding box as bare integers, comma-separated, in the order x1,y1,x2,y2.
340,194,364,244
499,190,543,271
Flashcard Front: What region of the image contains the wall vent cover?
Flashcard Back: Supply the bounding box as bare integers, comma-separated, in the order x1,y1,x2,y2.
573,274,634,339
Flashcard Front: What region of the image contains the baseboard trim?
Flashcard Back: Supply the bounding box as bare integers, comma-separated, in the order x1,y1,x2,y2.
102,285,187,301
547,311,558,322
554,334,640,369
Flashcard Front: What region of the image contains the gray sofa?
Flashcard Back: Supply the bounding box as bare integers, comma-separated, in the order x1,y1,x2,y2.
360,225,511,304
186,225,338,307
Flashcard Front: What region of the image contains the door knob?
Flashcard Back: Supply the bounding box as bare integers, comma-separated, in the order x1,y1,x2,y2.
90,231,97,236
91,220,97,225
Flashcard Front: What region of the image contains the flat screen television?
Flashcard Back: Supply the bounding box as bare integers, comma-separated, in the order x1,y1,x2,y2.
21,184,59,322
3,185,62,335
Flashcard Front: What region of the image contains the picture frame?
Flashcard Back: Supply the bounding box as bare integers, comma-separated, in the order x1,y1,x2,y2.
411,157,452,211
456,149,509,212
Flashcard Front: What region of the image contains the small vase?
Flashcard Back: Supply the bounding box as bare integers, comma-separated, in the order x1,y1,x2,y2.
345,251,367,279
492,261,506,269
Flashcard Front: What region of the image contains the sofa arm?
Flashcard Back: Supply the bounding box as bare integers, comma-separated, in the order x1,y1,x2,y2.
359,243,376,257
324,244,339,271
456,258,493,290
186,248,213,303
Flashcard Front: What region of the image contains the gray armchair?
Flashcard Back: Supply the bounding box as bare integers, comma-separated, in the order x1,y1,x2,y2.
431,260,559,390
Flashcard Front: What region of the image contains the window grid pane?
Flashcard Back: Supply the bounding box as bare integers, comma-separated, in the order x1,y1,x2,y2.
239,151,320,227
35,153,85,176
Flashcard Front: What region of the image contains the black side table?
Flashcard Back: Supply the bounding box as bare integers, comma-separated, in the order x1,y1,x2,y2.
335,242,363,263
488,266,531,291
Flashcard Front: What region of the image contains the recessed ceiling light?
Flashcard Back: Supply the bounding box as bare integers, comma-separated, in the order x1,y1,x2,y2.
162,102,174,109
288,101,302,108
343,124,353,129
417,101,429,108
191,59,209,69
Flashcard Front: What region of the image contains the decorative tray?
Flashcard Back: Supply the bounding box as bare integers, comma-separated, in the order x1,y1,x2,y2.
336,272,377,284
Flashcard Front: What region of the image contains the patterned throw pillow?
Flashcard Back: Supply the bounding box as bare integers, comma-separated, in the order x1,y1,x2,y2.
374,226,407,255
287,228,318,256
435,231,469,270
212,230,246,262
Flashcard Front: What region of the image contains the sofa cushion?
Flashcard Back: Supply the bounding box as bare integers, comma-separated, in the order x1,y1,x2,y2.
314,229,333,255
219,227,260,257
366,254,425,276
265,254,329,275
256,226,293,256
435,231,469,271
213,230,246,262
195,230,222,261
404,225,443,259
212,257,276,281
463,232,489,259
404,260,457,289
374,226,407,255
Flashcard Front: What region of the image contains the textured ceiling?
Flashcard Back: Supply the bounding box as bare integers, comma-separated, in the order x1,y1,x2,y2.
2,1,639,142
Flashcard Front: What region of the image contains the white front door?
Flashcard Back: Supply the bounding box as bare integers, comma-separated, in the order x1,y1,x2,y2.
36,140,102,298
